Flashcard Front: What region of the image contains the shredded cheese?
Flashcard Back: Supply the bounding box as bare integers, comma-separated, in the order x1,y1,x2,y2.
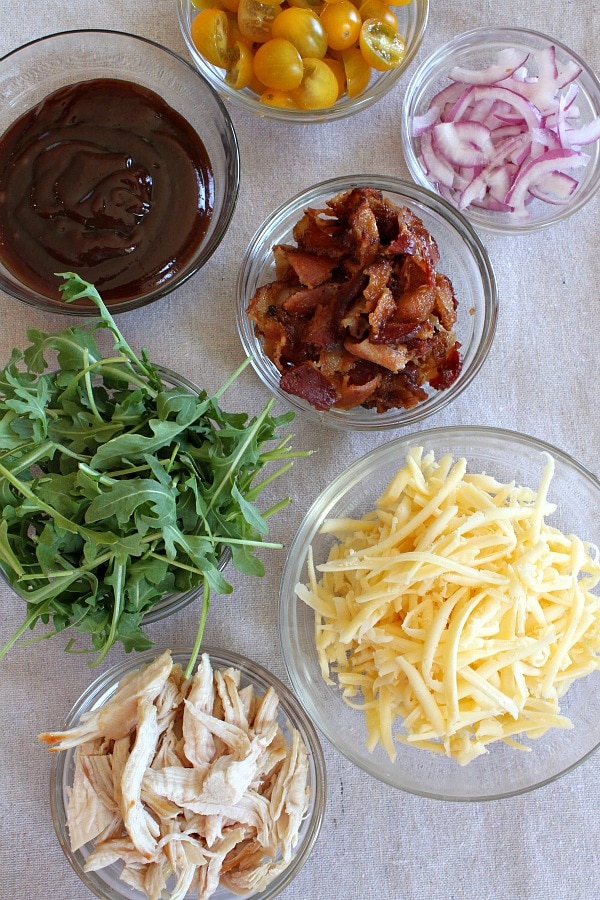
297,449,600,765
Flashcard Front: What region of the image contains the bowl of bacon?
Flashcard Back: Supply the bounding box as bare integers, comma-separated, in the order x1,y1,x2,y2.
401,27,600,234
279,426,600,799
43,648,326,900
236,176,497,431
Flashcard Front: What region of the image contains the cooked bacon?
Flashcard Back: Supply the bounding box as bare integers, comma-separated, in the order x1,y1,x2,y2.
344,337,408,373
292,206,345,256
433,273,458,331
368,287,396,336
337,373,382,409
281,282,338,315
429,342,462,390
276,245,338,287
395,285,437,323
247,188,463,414
280,361,338,411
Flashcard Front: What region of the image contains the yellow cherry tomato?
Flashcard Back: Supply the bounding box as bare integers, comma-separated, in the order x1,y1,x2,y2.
359,19,406,71
319,1,362,52
291,57,340,108
225,10,254,46
341,46,371,96
220,0,241,12
260,88,300,108
253,38,304,90
191,9,230,67
287,0,324,11
358,0,398,30
272,8,328,58
238,0,281,43
225,40,254,89
322,55,346,98
192,0,225,9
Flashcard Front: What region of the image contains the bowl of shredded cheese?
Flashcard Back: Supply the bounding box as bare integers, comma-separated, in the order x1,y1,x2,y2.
279,426,600,799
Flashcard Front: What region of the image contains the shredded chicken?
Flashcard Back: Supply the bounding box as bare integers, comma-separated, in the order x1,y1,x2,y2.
41,651,311,898
247,187,463,413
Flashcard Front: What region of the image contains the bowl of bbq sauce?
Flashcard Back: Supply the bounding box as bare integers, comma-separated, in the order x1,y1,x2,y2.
0,30,240,314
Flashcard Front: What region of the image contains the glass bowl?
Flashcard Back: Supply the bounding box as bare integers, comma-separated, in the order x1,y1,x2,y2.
236,175,497,431
177,0,429,124
279,425,600,800
49,647,326,899
0,30,240,314
401,27,600,234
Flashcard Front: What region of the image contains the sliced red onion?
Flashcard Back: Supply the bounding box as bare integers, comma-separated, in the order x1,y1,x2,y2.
411,44,600,219
432,121,494,167
556,60,583,90
451,84,542,130
504,149,590,215
562,117,600,149
420,130,456,189
527,171,579,203
457,133,533,209
448,48,529,86
412,104,442,137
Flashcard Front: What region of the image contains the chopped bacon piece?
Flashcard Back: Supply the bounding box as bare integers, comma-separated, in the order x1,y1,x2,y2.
395,285,437,323
276,246,338,288
344,337,409,373
282,282,339,315
247,188,463,414
280,362,338,411
433,273,458,331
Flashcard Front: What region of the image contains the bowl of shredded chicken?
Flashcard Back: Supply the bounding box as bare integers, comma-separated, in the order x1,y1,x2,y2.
42,647,326,899
236,176,497,431
279,426,600,800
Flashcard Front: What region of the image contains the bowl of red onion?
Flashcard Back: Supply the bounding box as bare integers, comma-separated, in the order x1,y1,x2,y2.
401,27,600,234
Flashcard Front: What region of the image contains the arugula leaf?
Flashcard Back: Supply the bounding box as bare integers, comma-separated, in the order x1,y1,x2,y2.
0,273,309,675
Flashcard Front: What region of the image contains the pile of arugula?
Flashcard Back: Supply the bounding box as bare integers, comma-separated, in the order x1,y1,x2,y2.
0,274,305,675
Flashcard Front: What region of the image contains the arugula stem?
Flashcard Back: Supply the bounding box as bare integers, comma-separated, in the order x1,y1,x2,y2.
185,578,210,679
244,462,294,502
206,400,275,514
77,463,117,487
203,536,283,549
0,460,80,534
262,497,292,520
94,561,125,667
82,348,103,422
58,273,161,389
16,550,113,580
210,358,251,401
0,440,56,475
0,599,53,662
147,552,208,577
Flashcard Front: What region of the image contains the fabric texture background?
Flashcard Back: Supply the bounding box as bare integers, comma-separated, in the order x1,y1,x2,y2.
0,1,598,898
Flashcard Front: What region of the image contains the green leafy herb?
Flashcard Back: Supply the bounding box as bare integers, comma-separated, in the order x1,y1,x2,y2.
0,273,307,676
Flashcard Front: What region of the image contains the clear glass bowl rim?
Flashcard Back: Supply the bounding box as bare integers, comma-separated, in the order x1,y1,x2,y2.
49,646,327,899
236,174,498,431
400,25,600,235
0,28,240,315
278,423,600,800
177,0,430,124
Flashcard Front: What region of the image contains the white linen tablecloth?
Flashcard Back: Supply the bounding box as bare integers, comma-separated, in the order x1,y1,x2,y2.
0,2,598,898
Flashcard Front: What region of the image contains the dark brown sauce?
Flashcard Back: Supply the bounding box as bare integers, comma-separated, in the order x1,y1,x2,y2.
0,78,214,307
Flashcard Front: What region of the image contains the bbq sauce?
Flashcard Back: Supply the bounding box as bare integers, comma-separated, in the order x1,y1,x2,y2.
0,79,214,307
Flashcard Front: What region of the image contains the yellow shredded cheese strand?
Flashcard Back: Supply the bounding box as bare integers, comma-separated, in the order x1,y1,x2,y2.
297,448,600,765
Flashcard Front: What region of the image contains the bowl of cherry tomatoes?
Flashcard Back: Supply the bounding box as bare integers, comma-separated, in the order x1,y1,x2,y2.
177,0,428,122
